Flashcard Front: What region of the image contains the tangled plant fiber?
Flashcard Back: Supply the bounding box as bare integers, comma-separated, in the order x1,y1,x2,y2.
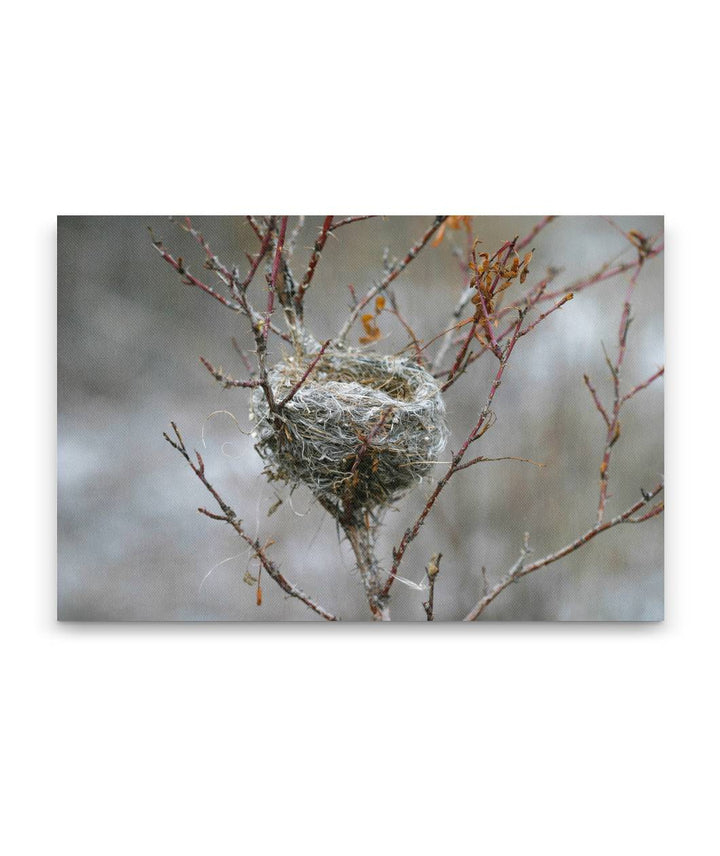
251,349,448,522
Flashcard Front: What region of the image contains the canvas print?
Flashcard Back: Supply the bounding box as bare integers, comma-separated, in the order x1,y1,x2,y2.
58,216,664,621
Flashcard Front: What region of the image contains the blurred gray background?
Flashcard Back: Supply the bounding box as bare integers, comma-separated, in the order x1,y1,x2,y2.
57,215,663,621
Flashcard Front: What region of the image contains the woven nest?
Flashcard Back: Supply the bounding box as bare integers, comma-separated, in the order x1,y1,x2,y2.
250,349,448,519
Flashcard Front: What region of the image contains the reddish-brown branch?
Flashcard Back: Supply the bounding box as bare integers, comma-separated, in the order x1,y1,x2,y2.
621,366,664,404
517,292,574,339
263,217,288,341
628,501,664,523
337,216,447,343
516,215,556,251
540,243,663,305
596,260,646,524
164,422,337,621
383,313,526,597
464,482,664,620
342,408,393,526
231,338,255,376
433,271,561,386
150,230,242,311
295,215,333,311
246,216,265,241
199,356,260,389
437,238,662,390
583,374,611,427
237,225,274,292
329,215,377,232
278,340,331,409
180,215,273,296
441,238,517,389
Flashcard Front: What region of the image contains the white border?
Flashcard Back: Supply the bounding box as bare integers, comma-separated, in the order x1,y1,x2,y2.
3,1,715,854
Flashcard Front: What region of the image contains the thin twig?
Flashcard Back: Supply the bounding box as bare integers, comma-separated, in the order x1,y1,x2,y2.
337,216,447,344
583,374,611,427
464,483,664,620
329,215,377,232
516,292,574,339
295,215,333,312
278,340,331,408
516,215,557,251
199,356,260,389
596,258,646,524
263,216,288,341
164,422,337,621
621,366,665,404
422,553,442,621
453,454,545,473
150,229,242,311
387,290,425,364
442,238,518,390
383,311,526,597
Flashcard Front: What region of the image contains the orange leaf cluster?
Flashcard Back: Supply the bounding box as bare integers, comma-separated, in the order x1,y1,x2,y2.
359,295,386,345
470,243,533,321
626,229,653,258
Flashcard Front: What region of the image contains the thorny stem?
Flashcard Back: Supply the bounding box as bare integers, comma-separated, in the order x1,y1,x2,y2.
153,221,291,343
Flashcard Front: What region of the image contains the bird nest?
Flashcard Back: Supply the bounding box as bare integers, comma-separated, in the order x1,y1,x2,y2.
251,349,448,520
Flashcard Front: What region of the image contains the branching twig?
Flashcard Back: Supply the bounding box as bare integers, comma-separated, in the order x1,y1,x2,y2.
337,216,447,344
383,311,526,597
163,422,337,621
150,229,242,312
464,484,664,620
199,356,260,389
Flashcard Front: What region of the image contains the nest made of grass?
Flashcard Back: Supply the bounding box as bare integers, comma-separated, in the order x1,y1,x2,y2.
251,349,448,518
